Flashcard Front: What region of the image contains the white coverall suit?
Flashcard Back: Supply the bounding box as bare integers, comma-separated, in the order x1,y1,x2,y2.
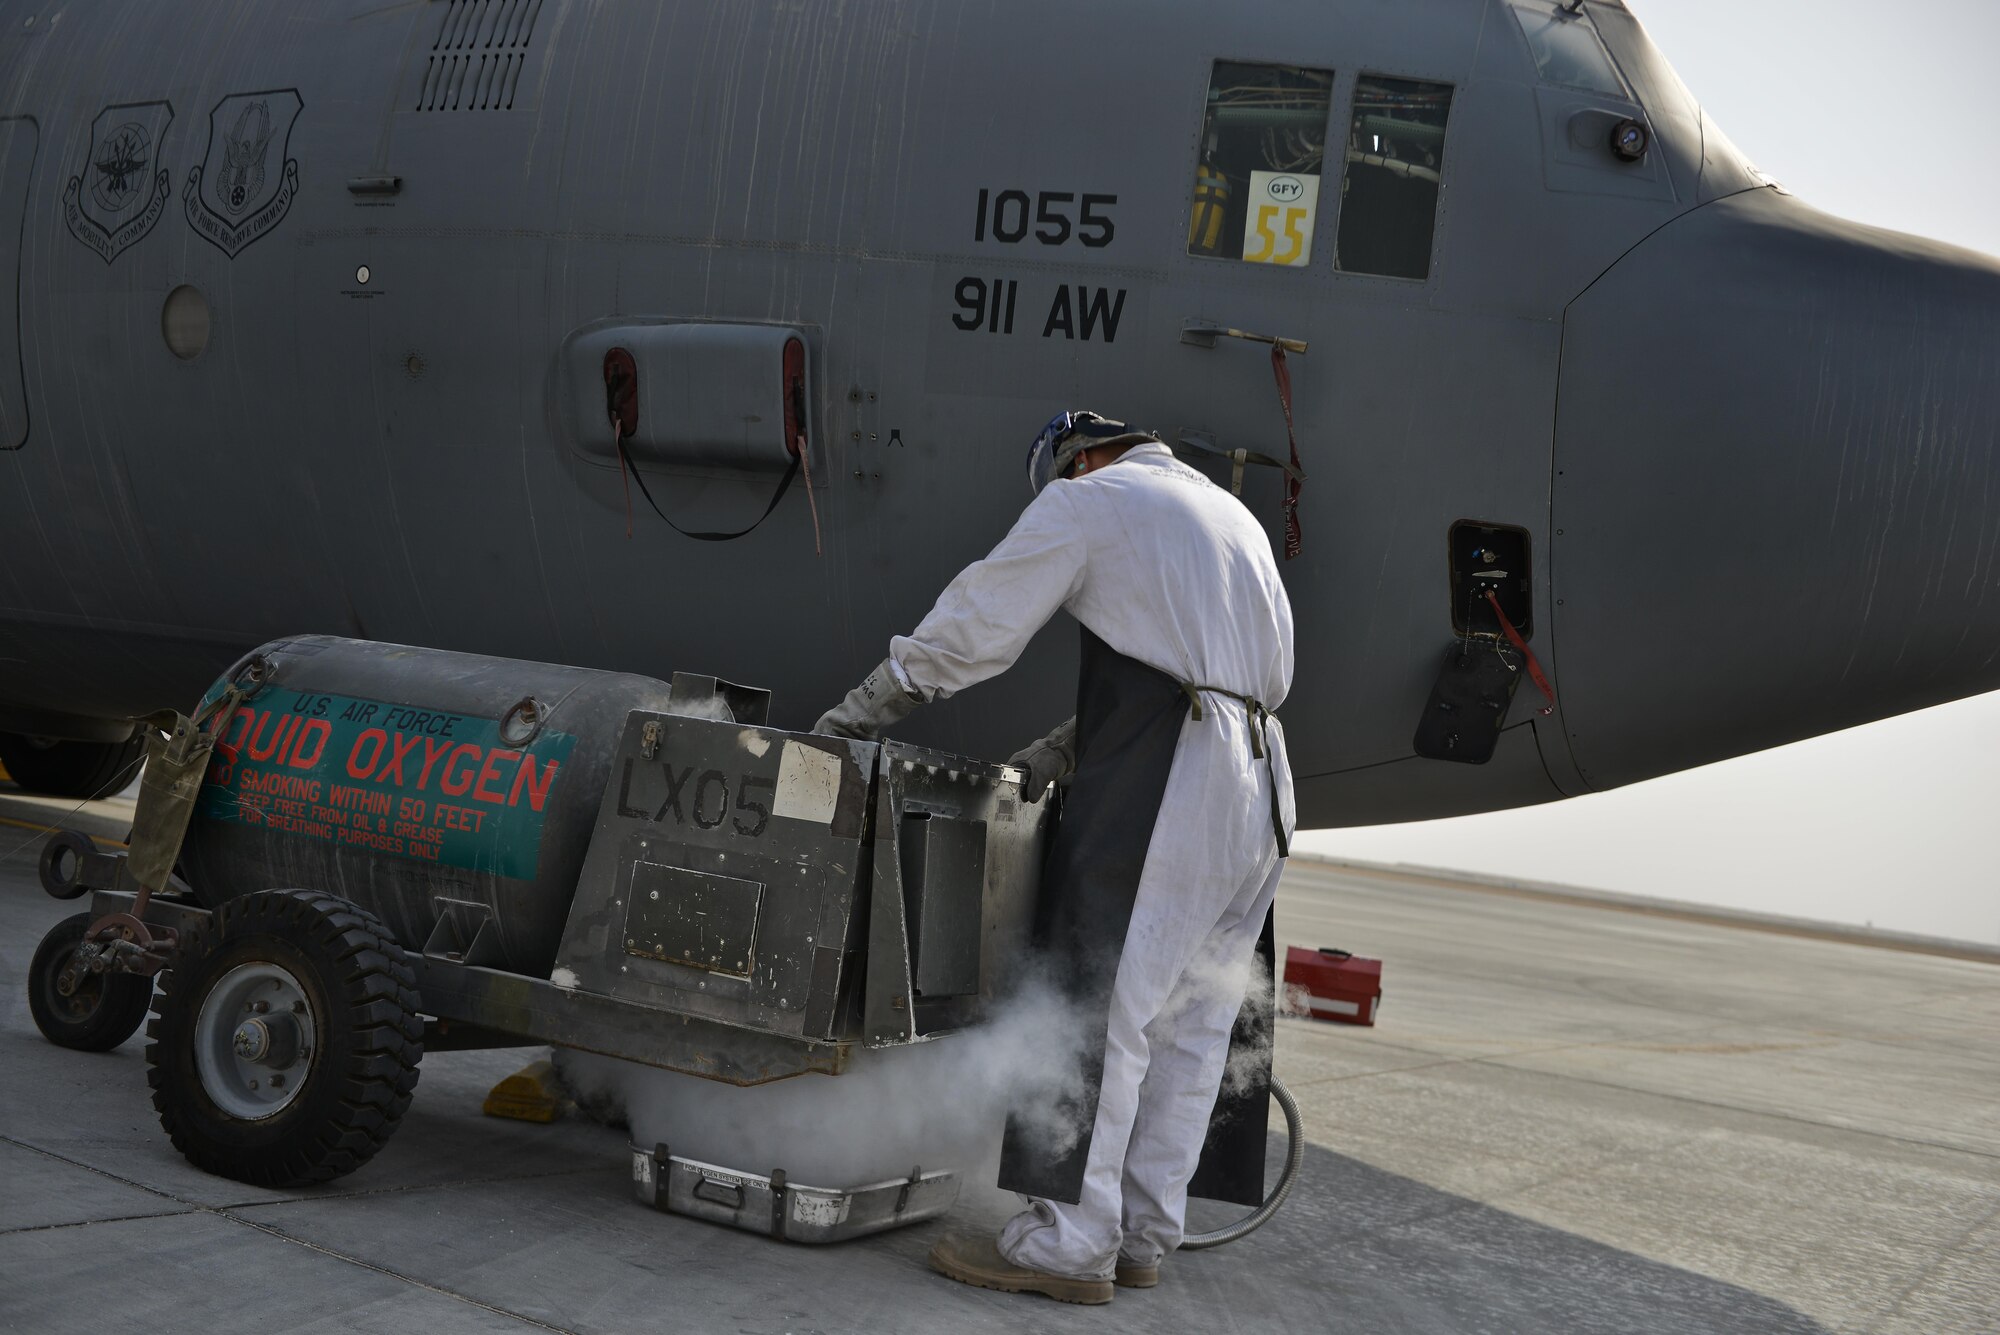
889,441,1296,1280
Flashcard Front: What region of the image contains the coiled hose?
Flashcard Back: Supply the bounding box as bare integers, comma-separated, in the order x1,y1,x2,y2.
1179,1073,1304,1249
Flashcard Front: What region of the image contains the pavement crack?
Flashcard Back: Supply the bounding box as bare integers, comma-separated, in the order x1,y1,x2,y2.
1850,1194,2000,1333
1280,1014,1731,1090
0,1206,199,1236
0,1132,581,1333
0,1133,197,1207
216,1163,607,1211
216,1210,584,1335
1461,1059,2000,1164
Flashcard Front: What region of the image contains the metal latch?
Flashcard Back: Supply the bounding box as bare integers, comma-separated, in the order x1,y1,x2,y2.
893,1165,924,1215
1179,320,1309,354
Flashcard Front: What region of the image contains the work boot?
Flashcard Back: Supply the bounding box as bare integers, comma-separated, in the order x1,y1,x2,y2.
927,1232,1114,1305
1113,1257,1159,1289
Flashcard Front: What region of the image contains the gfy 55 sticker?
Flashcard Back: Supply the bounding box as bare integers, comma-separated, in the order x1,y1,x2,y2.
184,89,303,258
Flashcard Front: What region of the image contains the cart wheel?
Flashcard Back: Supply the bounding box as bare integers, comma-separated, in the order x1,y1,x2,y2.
1178,1074,1305,1250
147,890,423,1187
28,912,154,1051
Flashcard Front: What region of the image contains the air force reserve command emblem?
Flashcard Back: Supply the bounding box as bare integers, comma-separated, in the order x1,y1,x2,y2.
62,102,175,263
184,90,302,258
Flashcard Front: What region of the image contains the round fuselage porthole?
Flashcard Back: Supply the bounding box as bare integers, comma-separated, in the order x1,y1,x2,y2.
162,284,211,361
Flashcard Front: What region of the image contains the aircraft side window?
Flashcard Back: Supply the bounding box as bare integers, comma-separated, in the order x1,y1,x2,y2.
1333,76,1454,282
1508,1,1631,98
1186,61,1335,267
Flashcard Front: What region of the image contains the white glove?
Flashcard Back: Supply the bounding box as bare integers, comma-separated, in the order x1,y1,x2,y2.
813,659,924,740
1007,717,1077,802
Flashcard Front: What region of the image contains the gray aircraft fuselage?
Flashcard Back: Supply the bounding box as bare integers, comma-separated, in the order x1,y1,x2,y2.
1,0,1996,827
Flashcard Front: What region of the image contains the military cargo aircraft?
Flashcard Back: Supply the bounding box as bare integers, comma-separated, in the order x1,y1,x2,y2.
1,0,1995,829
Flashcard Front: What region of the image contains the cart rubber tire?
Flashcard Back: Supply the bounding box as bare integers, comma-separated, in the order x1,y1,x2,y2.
0,733,145,799
28,912,154,1051
147,889,423,1187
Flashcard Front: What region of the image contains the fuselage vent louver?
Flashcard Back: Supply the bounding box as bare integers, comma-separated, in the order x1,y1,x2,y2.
416,0,543,112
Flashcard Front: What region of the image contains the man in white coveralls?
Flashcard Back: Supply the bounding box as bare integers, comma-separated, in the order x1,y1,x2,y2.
815,410,1295,1305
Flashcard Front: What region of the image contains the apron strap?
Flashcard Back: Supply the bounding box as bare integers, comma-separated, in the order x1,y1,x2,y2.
1182,683,1290,858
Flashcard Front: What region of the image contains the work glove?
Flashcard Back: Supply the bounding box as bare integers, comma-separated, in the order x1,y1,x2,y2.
813,658,925,740
1007,717,1077,802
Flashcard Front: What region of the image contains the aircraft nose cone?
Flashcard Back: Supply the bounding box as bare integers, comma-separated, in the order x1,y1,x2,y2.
1550,189,2000,790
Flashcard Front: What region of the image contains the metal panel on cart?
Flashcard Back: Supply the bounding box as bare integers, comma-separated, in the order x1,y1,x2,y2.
554,713,876,1045
863,741,1049,1046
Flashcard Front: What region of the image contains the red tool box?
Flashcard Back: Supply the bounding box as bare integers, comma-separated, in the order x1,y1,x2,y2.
1280,947,1382,1025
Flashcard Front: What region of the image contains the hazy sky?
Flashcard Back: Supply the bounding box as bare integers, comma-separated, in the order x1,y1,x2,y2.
1297,0,2000,945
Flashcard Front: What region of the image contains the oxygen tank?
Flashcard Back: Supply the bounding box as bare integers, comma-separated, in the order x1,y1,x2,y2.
178,635,687,977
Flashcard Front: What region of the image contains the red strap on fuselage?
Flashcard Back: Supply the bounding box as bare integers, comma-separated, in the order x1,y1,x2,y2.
613,420,635,539
1484,589,1556,716
1271,345,1304,561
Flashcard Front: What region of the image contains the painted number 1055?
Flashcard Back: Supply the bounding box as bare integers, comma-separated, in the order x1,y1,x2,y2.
974,189,1117,248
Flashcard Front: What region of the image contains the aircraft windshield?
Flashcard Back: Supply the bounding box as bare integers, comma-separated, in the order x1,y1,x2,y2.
1576,0,1770,196
1509,1,1631,98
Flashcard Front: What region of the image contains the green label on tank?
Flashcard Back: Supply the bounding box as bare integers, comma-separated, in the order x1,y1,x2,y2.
196,688,578,881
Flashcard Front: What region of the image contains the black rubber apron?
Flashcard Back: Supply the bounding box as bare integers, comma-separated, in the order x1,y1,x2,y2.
998,627,1277,1208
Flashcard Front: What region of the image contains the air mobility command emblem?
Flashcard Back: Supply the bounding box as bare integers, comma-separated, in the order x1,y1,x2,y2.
184,90,303,257
62,102,175,263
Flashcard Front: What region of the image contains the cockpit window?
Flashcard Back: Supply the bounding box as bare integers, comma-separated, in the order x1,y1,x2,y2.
1333,76,1453,281
1187,61,1335,267
1509,1,1630,98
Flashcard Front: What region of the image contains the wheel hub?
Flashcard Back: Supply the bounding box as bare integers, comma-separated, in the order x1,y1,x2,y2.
194,963,316,1120
230,1015,302,1067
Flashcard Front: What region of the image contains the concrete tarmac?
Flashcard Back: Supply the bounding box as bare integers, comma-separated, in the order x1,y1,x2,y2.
2,787,1995,1334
